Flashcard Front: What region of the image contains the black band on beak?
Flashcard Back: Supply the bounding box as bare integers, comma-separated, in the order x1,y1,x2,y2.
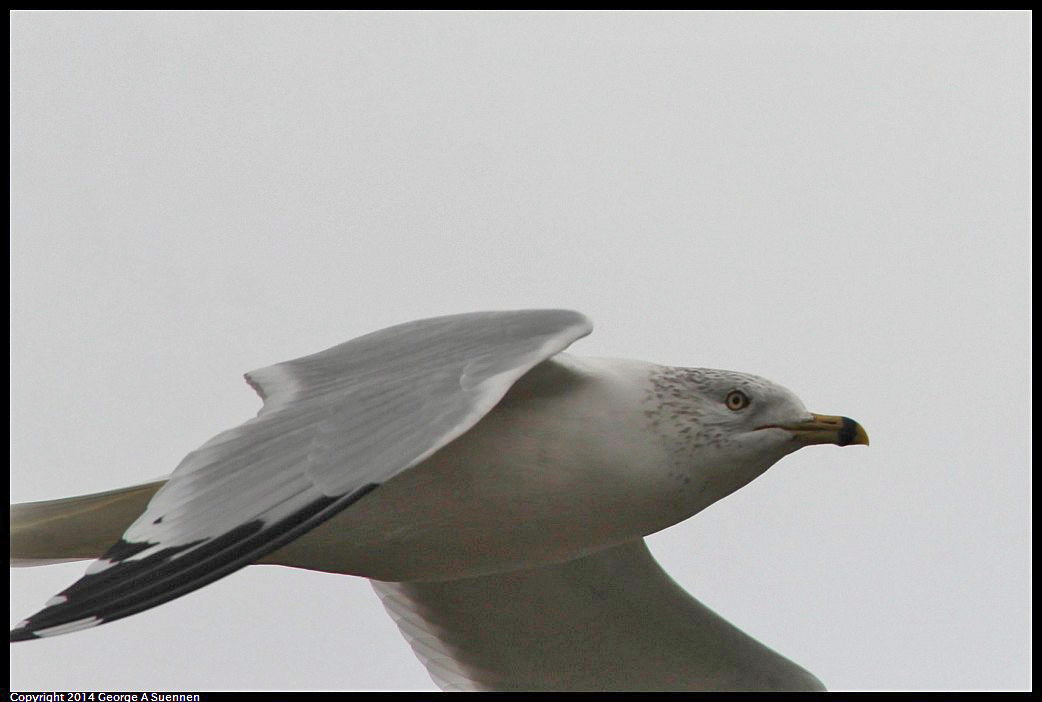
837,417,860,446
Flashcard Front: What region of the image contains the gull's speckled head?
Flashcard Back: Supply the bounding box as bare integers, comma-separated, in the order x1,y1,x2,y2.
646,366,868,498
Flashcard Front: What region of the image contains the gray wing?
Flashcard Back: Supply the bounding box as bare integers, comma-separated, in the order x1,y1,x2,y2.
374,539,826,692
10,309,592,641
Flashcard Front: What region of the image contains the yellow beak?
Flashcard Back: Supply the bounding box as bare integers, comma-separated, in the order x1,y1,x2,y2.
770,413,870,447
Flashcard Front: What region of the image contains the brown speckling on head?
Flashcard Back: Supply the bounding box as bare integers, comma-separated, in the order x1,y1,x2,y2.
643,366,776,456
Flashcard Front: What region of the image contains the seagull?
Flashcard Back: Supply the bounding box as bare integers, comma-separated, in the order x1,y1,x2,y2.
10,309,868,691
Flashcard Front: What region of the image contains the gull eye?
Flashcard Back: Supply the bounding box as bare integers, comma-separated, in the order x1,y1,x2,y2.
725,390,750,411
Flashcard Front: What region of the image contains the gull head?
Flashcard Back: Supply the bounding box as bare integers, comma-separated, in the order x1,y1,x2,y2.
647,366,868,507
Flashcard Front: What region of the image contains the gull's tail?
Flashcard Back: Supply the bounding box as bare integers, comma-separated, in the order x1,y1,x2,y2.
10,480,166,567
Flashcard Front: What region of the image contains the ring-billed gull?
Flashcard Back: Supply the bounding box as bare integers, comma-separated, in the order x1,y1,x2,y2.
10,309,868,690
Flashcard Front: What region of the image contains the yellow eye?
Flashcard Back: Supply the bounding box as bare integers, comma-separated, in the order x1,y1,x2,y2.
725,390,750,411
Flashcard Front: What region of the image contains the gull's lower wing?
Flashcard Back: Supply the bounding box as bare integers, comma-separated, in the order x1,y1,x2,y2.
374,539,826,692
10,480,166,567
11,309,592,642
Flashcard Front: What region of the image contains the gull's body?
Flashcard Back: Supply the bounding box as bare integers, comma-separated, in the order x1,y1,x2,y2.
266,355,676,581
10,310,867,690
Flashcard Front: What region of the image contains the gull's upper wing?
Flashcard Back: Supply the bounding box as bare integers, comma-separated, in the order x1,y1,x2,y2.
374,539,826,692
11,309,592,641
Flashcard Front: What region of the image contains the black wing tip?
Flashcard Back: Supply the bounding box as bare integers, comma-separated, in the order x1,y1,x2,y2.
10,613,105,643
10,627,38,642
8,484,381,644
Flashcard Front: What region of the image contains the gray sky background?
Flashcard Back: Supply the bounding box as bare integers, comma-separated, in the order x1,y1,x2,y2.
10,11,1031,691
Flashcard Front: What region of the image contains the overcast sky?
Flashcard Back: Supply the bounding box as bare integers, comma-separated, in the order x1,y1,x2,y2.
10,11,1031,692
